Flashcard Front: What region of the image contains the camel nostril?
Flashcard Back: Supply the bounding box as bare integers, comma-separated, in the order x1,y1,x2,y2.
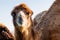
18,17,23,25
16,15,23,26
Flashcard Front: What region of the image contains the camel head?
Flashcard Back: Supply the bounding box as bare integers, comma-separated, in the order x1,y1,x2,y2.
11,3,33,33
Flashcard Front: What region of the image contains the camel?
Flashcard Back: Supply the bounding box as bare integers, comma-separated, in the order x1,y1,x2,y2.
33,0,60,40
33,11,47,26
0,23,14,40
11,3,34,40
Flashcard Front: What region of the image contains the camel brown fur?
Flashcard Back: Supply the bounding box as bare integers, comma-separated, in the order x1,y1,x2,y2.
33,0,60,40
0,23,14,40
33,11,47,27
11,3,34,40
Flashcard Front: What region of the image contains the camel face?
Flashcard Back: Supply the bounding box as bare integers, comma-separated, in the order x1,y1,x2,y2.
11,3,33,29
16,11,31,28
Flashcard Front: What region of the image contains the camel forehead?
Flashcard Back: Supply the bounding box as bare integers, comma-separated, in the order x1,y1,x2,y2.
11,4,33,17
18,11,26,17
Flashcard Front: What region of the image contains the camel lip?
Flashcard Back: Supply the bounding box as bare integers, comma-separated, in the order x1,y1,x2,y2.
16,11,23,27
16,18,23,27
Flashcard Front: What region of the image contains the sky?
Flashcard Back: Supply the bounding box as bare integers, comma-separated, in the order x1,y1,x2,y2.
0,0,54,33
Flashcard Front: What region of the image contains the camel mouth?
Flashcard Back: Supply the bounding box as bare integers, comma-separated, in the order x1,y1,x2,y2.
16,11,23,27
16,11,30,27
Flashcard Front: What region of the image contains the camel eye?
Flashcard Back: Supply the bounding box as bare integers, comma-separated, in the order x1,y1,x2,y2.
26,12,29,15
12,12,16,17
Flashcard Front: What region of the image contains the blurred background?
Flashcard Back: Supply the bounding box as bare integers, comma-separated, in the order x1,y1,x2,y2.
0,0,54,34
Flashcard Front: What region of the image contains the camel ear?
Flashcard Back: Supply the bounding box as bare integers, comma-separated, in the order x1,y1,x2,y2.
29,10,33,17
11,11,16,18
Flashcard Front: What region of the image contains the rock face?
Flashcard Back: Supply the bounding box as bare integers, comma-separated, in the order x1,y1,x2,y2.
0,24,14,40
33,0,60,40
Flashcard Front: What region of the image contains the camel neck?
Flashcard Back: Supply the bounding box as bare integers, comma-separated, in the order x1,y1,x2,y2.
15,27,34,40
23,28,33,40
